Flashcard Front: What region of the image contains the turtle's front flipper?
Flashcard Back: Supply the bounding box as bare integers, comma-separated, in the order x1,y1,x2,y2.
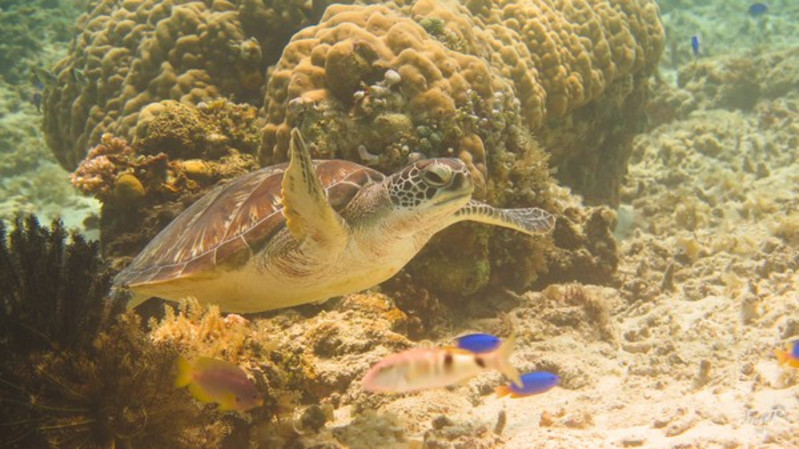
281,128,349,249
453,200,555,235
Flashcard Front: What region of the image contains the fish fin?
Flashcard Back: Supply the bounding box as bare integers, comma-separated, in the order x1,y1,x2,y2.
496,335,522,388
775,349,788,366
175,356,193,388
217,393,237,411
494,385,511,398
187,383,214,404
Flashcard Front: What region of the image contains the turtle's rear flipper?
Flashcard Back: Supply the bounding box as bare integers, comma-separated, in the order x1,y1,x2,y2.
452,200,555,235
110,286,149,310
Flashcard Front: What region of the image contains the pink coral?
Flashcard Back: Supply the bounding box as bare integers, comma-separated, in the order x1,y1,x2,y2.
70,133,135,199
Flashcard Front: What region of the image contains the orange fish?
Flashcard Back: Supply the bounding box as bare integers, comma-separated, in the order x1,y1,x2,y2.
175,356,262,412
362,336,520,393
775,340,799,368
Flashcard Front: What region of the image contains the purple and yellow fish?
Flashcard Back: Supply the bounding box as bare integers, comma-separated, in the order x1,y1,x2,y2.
175,356,263,412
495,371,560,398
362,336,521,393
775,340,799,368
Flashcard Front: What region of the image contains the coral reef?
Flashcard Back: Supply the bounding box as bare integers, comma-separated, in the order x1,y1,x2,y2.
70,98,261,264
254,0,661,296
657,0,799,72
42,0,318,171
0,0,79,84
6,314,228,449
145,296,414,448
261,0,663,204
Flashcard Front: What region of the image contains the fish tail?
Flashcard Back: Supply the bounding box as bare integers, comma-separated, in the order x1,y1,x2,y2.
775,348,788,366
496,335,522,388
494,384,511,398
175,356,193,388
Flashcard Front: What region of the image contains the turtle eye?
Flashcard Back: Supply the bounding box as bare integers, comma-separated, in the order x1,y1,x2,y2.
421,166,452,187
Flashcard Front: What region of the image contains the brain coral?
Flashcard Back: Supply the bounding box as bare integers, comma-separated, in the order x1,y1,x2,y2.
42,0,315,171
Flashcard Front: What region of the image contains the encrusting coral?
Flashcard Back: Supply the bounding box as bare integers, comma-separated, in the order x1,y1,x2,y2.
0,215,225,449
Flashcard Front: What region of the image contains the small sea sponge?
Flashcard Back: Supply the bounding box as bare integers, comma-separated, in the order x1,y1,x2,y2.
114,172,146,202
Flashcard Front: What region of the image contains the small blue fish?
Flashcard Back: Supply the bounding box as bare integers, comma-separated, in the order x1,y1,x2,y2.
775,339,799,368
748,3,768,17
690,36,700,58
454,333,502,353
495,371,560,398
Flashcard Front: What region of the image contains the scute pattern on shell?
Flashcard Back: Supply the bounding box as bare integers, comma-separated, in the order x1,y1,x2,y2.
115,160,384,287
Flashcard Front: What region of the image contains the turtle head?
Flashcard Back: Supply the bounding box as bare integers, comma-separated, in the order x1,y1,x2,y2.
383,158,473,230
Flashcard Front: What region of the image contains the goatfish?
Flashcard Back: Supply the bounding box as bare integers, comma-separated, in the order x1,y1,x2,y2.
775,340,799,368
362,336,521,393
175,356,263,412
495,371,560,398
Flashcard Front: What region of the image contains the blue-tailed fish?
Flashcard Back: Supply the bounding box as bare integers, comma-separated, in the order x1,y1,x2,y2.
454,333,502,353
362,336,521,393
775,340,799,368
175,356,262,411
495,371,560,398
691,36,700,58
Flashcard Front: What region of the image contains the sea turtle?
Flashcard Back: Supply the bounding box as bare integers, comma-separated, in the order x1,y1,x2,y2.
114,129,555,313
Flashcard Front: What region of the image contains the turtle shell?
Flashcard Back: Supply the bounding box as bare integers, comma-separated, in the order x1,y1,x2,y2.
114,160,384,288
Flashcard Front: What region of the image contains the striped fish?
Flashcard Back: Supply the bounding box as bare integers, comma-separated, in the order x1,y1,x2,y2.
362,336,520,393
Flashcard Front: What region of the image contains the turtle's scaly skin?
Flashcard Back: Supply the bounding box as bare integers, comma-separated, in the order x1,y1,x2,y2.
115,130,554,313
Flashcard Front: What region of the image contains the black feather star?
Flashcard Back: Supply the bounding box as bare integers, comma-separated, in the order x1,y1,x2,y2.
0,214,119,357
0,215,224,449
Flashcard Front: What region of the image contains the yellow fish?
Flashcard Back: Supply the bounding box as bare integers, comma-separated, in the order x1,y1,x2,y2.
175,356,262,412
